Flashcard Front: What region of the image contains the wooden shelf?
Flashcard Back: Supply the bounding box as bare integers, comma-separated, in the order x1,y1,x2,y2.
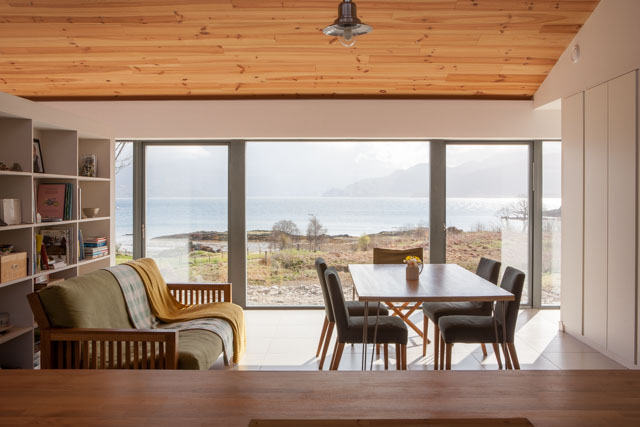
0,170,32,177
33,264,78,279
34,219,76,227
78,256,109,266
0,326,33,345
78,176,110,182
0,223,34,231
78,216,110,223
33,172,77,180
0,276,31,290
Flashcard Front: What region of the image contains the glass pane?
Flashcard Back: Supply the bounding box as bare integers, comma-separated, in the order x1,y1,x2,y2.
115,141,133,265
446,144,530,305
542,141,561,306
145,145,228,283
247,141,430,306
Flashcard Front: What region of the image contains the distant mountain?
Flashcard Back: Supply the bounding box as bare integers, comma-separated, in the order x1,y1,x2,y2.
323,151,561,198
323,163,429,197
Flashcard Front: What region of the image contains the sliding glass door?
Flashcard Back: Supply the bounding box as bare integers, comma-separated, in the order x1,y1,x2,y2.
143,144,228,283
445,143,531,305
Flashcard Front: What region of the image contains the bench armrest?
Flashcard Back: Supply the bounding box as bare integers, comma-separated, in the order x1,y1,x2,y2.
167,282,231,303
42,328,178,370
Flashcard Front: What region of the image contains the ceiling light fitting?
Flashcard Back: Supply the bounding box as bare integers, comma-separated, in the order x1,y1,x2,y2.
322,0,372,47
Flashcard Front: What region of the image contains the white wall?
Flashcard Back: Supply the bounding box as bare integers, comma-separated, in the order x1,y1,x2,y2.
43,99,559,140
535,0,640,107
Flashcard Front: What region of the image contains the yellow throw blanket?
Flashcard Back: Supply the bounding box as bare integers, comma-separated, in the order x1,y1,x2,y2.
127,258,246,363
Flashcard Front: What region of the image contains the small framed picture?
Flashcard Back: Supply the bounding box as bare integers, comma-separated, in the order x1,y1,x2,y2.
80,154,97,177
33,139,44,173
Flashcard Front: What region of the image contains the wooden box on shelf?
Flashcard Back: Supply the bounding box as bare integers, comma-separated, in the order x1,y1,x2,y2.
0,252,27,283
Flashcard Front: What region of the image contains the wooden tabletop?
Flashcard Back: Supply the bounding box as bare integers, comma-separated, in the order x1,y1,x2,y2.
349,264,515,303
1,371,639,426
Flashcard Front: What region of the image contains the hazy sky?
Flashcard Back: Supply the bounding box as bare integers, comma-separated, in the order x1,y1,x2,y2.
116,141,560,198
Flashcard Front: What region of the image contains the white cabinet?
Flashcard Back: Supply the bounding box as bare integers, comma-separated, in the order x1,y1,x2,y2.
561,70,639,366
583,83,609,348
561,92,584,336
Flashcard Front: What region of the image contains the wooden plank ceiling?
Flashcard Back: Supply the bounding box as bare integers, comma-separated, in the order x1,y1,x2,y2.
0,0,599,100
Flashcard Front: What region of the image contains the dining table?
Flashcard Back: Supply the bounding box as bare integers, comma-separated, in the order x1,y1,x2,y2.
348,263,515,371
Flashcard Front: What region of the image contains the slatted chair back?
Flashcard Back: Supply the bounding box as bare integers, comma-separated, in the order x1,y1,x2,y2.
373,247,424,264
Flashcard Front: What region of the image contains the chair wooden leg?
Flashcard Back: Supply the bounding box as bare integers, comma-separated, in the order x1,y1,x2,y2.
376,343,381,356
439,334,445,370
316,317,329,357
395,345,402,370
503,343,513,370
423,315,428,357
480,343,488,357
318,321,335,370
492,343,503,370
401,344,407,370
433,323,440,370
445,344,452,370
328,340,338,371
331,342,345,371
384,344,389,370
507,343,520,370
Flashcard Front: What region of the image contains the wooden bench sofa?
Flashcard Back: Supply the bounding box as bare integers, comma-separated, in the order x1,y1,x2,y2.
28,267,232,370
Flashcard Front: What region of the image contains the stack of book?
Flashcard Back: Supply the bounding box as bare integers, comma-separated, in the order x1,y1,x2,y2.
36,227,73,272
83,236,108,260
37,183,74,222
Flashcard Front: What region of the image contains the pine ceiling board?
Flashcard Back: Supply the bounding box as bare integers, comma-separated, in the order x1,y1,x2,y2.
0,0,598,99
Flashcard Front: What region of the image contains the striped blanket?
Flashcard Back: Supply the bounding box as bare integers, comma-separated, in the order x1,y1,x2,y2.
105,264,234,364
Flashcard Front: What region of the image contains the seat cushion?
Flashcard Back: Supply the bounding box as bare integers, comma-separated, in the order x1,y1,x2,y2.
341,316,408,344
346,301,390,317
38,269,133,329
422,301,490,323
177,329,225,370
438,315,506,344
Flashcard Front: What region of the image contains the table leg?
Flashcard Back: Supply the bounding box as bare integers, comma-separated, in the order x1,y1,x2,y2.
362,301,368,371
370,302,381,371
491,301,500,369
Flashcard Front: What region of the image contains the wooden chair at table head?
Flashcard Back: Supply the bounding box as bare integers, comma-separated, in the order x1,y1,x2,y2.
371,247,426,343
314,257,389,370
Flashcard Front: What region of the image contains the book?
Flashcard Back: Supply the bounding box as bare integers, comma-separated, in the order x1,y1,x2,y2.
78,229,84,261
37,184,66,221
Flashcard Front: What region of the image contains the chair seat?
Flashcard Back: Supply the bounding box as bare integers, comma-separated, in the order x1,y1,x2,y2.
438,315,506,344
422,301,491,323
340,316,408,344
346,301,390,317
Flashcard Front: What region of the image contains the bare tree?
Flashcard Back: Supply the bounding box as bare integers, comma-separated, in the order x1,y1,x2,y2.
497,199,529,232
306,215,327,252
115,141,133,174
271,220,300,250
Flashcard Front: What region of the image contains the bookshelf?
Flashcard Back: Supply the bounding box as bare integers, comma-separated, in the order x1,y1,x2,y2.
0,93,114,369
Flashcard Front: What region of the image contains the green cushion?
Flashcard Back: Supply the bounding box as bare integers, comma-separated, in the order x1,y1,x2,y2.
38,270,133,329
176,329,224,370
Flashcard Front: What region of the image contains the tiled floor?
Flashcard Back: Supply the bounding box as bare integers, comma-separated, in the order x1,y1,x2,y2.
212,309,626,371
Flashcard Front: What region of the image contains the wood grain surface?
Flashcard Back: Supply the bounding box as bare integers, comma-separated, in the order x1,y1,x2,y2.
0,0,598,99
0,370,638,426
349,264,514,302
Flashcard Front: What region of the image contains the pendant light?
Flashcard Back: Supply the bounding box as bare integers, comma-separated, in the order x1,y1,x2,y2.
322,0,372,47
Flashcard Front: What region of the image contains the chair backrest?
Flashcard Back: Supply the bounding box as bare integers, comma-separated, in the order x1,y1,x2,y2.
315,258,334,322
373,247,424,264
495,266,526,343
324,267,351,341
476,257,501,285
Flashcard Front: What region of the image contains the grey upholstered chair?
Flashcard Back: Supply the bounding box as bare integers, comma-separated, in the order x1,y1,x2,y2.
422,257,501,367
438,266,525,370
324,267,408,370
315,258,389,370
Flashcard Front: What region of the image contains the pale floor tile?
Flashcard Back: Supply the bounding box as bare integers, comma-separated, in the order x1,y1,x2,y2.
234,309,625,371
543,352,626,370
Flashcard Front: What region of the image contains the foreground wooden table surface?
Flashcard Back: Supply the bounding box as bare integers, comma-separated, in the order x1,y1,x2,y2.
1,370,639,426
